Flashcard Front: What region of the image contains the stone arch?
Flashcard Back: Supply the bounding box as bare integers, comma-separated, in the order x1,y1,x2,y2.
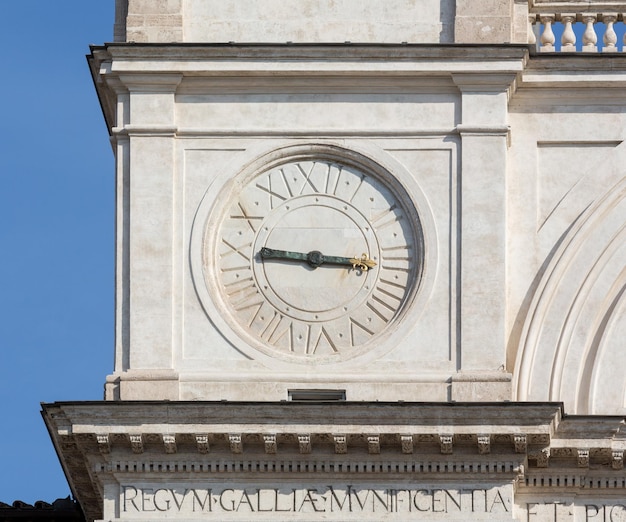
514,176,626,414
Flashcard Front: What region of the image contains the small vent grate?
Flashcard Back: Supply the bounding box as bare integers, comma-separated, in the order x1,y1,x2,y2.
288,389,346,401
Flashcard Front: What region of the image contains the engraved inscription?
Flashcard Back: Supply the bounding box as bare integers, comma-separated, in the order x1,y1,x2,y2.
518,500,626,521
121,485,511,518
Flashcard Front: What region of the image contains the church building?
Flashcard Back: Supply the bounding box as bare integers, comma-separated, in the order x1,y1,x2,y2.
43,1,626,520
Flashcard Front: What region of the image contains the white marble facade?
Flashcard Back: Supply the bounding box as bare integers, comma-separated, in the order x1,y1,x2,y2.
46,1,626,520
97,0,626,415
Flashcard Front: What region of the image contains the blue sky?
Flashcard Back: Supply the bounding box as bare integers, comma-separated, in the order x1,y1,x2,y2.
0,2,114,503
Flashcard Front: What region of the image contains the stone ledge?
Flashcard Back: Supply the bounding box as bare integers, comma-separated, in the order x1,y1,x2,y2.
43,401,562,434
44,401,626,467
42,402,626,521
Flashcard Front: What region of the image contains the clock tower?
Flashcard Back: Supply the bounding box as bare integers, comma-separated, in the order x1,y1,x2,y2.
44,1,626,520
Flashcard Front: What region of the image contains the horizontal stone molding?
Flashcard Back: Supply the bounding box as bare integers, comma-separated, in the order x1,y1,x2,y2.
44,402,626,466
72,431,550,458
95,458,523,475
88,44,528,134
455,124,511,137
43,402,626,522
530,1,626,12
522,472,626,489
114,124,178,137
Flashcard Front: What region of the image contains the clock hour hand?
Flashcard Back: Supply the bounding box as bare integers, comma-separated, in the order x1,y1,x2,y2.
260,247,376,271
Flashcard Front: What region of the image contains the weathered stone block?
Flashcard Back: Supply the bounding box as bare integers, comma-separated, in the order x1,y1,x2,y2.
455,16,513,43
128,0,182,15
456,0,513,17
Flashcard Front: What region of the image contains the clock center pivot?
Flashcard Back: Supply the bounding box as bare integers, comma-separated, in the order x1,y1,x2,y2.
307,250,324,268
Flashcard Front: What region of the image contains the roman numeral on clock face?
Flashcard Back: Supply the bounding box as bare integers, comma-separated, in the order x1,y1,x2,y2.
349,317,375,346
308,325,339,355
229,202,263,233
255,178,288,209
255,315,341,355
252,161,373,208
223,277,263,315
220,238,251,265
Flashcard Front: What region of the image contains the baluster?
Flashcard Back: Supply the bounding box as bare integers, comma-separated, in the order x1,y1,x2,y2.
582,14,598,52
528,14,537,46
539,14,556,52
603,14,618,53
560,14,576,52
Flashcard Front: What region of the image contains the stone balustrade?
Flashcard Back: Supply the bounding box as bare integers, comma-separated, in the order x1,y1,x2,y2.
529,1,626,52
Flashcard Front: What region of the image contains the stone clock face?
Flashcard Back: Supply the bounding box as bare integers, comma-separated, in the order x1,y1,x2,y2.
206,158,422,362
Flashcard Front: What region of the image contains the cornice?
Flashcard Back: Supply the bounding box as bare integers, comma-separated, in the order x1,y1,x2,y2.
93,45,528,80
43,402,626,467
512,56,626,108
44,401,563,432
88,44,527,135
98,42,530,59
42,402,626,521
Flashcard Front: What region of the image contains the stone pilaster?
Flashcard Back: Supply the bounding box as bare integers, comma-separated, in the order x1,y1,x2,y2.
452,73,517,400
114,73,182,399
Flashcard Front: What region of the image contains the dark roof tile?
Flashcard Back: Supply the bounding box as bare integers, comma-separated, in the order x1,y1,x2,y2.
0,497,84,522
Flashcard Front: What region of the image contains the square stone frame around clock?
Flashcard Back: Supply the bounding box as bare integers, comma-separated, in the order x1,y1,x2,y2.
177,136,458,402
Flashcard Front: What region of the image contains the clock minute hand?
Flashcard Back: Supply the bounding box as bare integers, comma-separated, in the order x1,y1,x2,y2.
260,247,310,263
316,252,377,271
260,248,376,271
335,253,377,271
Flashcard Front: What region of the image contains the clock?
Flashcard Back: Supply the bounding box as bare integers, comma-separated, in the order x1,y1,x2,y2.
200,148,423,363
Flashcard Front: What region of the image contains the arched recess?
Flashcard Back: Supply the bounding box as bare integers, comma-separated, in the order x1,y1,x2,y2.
514,176,626,414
